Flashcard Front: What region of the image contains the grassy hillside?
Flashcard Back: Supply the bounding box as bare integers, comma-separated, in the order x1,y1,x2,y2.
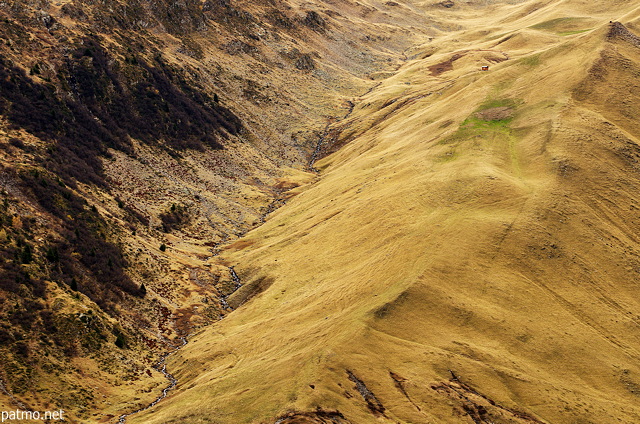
129,1,640,423
0,0,448,421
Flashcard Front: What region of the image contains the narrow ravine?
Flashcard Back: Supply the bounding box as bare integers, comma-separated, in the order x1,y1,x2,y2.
115,56,407,422
116,267,243,424
219,266,243,315
307,54,411,171
0,376,28,411
308,121,334,172
116,336,187,424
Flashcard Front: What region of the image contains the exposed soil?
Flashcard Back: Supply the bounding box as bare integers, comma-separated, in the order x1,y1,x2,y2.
607,21,640,47
346,371,386,416
429,52,467,76
475,106,514,121
431,371,546,424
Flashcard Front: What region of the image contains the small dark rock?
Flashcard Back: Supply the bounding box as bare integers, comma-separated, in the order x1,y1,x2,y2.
303,11,325,31
295,53,315,71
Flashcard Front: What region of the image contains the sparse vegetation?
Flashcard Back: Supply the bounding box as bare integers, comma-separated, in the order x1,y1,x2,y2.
438,98,517,146
531,17,594,35
559,29,592,36
159,204,191,232
519,53,541,67
19,169,142,310
0,38,242,187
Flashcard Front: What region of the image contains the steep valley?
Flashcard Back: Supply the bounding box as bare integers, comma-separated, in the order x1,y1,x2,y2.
0,0,438,420
3,0,640,423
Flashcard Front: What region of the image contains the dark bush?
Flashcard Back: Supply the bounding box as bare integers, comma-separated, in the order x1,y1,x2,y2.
123,204,149,226
13,340,29,358
114,332,126,348
60,3,88,21
204,0,255,28
303,11,325,31
151,0,207,35
0,326,13,344
44,246,59,263
159,203,190,232
9,306,38,331
0,255,45,297
8,138,25,149
39,310,57,334
20,244,32,264
19,170,141,311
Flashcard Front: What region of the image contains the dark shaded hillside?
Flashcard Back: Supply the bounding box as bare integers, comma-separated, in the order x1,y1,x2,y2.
0,38,242,187
0,2,248,418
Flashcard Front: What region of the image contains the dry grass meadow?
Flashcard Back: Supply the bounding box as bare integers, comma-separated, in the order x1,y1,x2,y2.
125,1,640,423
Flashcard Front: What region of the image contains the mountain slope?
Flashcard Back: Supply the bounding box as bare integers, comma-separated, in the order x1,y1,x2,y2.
0,0,451,421
129,2,640,424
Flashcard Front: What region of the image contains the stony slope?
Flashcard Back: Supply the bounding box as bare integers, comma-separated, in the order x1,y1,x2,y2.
129,1,640,424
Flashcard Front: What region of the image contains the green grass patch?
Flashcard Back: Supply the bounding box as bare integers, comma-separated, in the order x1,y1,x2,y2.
437,98,518,146
531,17,579,31
437,117,511,146
530,17,593,35
463,116,512,129
433,98,527,176
518,53,541,67
558,29,592,36
475,98,519,112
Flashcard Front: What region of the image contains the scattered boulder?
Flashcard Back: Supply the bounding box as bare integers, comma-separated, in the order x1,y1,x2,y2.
224,39,258,55
61,3,88,21
35,10,55,29
274,408,350,424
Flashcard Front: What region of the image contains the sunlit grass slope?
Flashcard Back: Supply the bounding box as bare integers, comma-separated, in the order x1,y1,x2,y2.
131,1,640,423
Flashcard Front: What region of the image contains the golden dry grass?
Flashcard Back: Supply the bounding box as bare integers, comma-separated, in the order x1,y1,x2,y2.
127,1,640,423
